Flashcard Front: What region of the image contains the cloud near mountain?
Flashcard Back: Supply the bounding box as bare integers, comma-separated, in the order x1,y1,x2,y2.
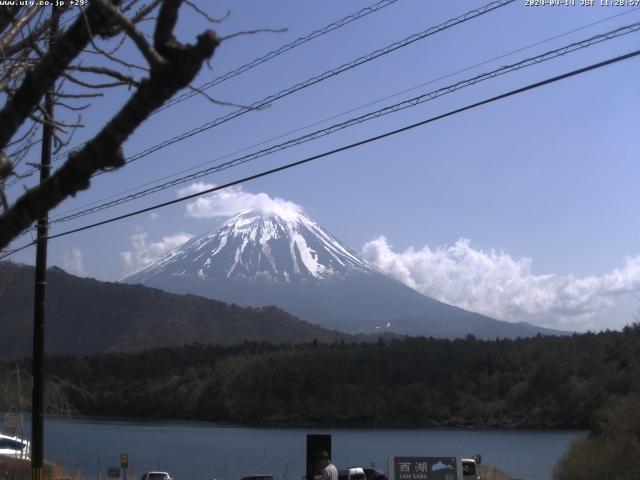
177,182,302,220
60,247,85,277
362,236,640,329
121,231,194,276
122,183,639,331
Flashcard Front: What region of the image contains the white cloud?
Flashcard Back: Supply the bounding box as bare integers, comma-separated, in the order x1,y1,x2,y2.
149,212,160,221
362,237,640,330
177,183,302,221
121,231,193,276
60,247,85,276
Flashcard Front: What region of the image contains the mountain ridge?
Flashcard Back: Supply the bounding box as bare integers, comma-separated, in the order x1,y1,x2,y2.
0,261,352,357
125,209,566,338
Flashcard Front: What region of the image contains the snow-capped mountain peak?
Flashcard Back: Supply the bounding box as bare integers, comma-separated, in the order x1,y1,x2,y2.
124,208,557,339
127,209,377,284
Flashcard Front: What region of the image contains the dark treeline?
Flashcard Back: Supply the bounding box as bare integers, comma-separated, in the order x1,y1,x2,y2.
3,327,640,428
554,393,640,479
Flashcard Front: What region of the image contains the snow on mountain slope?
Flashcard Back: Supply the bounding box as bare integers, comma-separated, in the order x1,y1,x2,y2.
127,209,378,284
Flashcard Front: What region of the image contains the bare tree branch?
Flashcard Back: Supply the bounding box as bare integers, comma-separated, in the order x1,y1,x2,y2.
0,61,30,93
186,83,251,109
62,71,132,89
6,117,38,147
0,7,21,37
94,0,165,67
0,152,11,210
55,99,91,112
220,28,287,42
0,6,42,55
130,0,163,24
31,108,82,130
82,31,149,73
0,1,123,152
184,1,230,23
71,65,140,86
0,152,10,180
7,133,38,168
0,9,220,248
83,31,127,57
1,17,49,60
154,0,180,53
54,91,104,99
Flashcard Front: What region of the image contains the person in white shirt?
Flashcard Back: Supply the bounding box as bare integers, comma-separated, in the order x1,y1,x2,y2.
314,451,337,480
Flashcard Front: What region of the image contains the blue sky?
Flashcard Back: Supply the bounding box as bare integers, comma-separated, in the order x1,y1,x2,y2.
6,0,640,331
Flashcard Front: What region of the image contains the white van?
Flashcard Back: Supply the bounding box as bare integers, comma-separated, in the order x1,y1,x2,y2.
461,459,480,480
338,468,366,480
0,433,30,459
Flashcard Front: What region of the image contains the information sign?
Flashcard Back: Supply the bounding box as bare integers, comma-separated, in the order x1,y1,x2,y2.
388,456,460,480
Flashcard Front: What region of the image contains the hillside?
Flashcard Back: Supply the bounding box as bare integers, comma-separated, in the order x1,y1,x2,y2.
0,262,349,356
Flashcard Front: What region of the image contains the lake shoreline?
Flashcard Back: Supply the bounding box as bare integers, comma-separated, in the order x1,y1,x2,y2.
36,412,589,433
33,416,582,480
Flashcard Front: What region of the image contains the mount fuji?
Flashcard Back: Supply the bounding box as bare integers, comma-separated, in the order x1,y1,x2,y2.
125,209,562,338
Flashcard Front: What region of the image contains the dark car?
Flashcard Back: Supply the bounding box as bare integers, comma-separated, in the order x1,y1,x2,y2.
362,469,386,480
140,472,172,480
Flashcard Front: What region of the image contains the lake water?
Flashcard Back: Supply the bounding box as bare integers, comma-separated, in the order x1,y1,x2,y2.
37,417,583,480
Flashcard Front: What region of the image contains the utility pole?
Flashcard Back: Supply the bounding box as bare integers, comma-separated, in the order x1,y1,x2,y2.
32,7,58,480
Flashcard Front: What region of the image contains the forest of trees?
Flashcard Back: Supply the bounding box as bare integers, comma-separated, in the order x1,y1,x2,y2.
3,326,640,429
554,393,640,479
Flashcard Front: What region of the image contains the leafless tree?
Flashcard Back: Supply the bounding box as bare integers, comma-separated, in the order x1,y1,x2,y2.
0,0,227,250
1,364,93,435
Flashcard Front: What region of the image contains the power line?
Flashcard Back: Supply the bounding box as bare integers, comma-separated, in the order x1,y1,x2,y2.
4,45,639,259
50,0,400,164
47,21,640,225
6,0,400,188
67,0,515,176
48,7,640,222
156,0,400,113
